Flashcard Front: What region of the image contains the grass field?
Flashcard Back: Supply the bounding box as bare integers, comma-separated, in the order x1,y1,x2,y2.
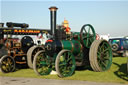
0,57,128,84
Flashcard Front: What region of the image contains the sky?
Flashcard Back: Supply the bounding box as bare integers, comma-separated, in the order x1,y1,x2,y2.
0,0,128,37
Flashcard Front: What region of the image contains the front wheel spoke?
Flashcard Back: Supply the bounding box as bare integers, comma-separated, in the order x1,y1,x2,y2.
5,65,9,71
7,58,11,63
8,62,13,65
59,65,64,71
5,63,10,70
67,52,71,58
40,62,48,66
40,61,46,64
37,64,41,68
63,53,66,60
8,63,13,70
1,64,7,69
60,67,66,72
8,64,13,69
68,52,72,57
67,56,72,62
39,70,45,74
64,68,70,73
7,67,11,71
59,62,66,66
1,63,6,66
10,65,14,69
8,60,13,65
2,61,7,64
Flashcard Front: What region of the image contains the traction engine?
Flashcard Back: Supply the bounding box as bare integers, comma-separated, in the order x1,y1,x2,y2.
0,22,50,73
33,6,113,77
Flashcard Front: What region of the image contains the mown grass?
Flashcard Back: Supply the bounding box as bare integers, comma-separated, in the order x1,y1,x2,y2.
0,57,128,84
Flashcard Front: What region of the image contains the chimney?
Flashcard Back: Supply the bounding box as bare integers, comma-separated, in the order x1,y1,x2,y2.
49,6,58,39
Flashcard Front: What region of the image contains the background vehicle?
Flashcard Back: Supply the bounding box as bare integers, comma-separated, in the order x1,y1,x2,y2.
109,38,128,57
0,22,50,73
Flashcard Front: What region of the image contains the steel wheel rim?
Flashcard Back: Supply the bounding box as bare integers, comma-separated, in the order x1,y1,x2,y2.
97,41,112,71
27,46,44,69
0,56,15,73
80,24,96,48
56,50,75,77
35,52,52,75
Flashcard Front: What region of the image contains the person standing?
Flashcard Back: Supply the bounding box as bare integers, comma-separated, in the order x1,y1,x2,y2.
62,19,71,40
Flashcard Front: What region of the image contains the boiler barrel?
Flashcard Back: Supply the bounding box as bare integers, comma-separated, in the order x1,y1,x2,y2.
61,40,83,56
45,40,83,56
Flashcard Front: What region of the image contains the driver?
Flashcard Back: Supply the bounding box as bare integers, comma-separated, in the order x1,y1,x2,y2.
62,19,71,40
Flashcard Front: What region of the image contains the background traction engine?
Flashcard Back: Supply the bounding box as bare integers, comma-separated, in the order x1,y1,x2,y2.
0,23,49,73
33,6,113,77
0,36,35,73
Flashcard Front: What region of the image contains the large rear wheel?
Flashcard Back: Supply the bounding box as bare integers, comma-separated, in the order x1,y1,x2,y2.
89,40,112,72
27,46,44,68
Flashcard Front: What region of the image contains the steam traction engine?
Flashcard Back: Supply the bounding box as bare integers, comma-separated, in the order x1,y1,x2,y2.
0,22,50,73
33,6,113,77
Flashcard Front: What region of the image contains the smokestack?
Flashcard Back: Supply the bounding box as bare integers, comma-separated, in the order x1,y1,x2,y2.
49,6,58,39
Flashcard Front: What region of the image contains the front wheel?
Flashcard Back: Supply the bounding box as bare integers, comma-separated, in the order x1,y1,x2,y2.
111,43,119,51
0,55,15,73
55,50,76,77
33,50,52,76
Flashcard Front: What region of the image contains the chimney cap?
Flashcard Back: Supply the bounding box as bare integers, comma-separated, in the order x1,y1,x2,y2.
49,6,58,11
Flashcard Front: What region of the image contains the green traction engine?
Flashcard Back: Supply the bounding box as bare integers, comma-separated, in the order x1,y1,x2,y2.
33,6,113,77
